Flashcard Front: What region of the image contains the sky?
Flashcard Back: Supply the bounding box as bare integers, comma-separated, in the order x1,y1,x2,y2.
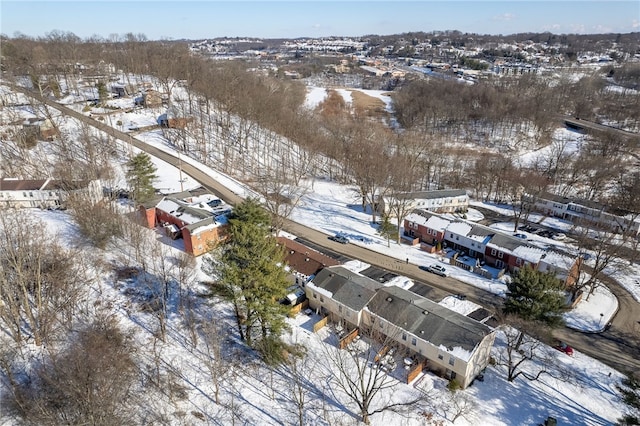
1,1,639,40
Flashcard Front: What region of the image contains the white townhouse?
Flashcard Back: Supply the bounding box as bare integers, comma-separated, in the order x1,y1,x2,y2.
379,189,469,217
306,266,495,388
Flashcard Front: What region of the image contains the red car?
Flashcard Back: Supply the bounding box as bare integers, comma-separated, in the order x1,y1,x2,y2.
554,341,574,356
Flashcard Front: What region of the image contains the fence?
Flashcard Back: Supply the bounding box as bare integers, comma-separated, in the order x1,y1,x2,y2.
288,299,309,317
406,359,427,384
312,315,329,333
338,328,359,349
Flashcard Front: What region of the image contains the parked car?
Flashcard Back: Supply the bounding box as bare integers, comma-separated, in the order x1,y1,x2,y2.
551,232,566,241
328,234,349,244
553,341,574,356
579,251,593,261
513,233,527,239
425,264,448,277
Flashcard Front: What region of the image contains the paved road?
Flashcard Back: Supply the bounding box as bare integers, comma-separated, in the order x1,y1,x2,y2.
13,84,640,375
562,115,640,141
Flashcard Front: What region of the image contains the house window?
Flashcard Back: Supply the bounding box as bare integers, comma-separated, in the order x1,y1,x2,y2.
313,292,317,299
29,192,33,197
411,337,417,346
491,249,497,256
498,252,503,259
402,333,407,341
339,305,342,313
320,296,324,302
450,233,453,238
516,258,522,266
449,357,455,366
22,192,27,197
438,354,444,360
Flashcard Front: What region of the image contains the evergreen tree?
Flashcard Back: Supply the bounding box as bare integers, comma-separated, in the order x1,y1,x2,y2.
377,214,397,247
503,265,567,328
204,198,290,358
125,152,158,204
96,81,108,103
617,373,640,425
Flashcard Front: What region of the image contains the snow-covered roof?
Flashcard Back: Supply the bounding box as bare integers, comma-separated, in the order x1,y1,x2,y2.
367,286,492,361
155,195,231,232
446,221,472,236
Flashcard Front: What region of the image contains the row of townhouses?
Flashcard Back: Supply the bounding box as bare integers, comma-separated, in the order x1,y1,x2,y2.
404,209,580,284
379,189,469,217
305,266,495,388
525,192,640,236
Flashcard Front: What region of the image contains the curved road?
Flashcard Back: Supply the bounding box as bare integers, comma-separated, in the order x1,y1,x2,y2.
14,85,640,375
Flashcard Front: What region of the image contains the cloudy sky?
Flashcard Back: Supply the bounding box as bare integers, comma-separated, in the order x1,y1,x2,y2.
2,1,638,40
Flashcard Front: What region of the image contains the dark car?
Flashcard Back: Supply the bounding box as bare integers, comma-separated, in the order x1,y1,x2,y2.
329,235,349,244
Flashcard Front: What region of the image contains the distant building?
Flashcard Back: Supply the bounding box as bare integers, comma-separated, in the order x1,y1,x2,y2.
22,117,57,140
142,89,163,108
0,178,102,209
524,192,640,236
379,189,469,217
159,105,193,129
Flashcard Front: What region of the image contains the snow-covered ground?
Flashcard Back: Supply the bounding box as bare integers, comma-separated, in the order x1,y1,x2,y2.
2,81,637,425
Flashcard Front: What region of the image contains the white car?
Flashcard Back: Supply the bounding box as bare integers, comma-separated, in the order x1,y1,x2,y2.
426,264,448,277
551,233,566,241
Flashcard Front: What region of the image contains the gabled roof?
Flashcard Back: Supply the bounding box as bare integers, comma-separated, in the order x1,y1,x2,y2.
367,286,491,361
406,210,453,230
0,178,91,192
391,189,468,200
277,237,340,276
309,266,382,312
0,178,49,191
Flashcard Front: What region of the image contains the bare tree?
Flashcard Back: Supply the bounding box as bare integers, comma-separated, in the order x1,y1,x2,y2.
0,210,83,346
201,322,235,405
253,170,309,234
495,319,571,383
1,316,139,426
322,330,422,424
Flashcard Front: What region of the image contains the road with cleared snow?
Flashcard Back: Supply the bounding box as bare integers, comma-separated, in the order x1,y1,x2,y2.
12,84,640,377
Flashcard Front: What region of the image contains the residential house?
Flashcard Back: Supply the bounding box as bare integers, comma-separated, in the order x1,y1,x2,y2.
306,266,382,330
0,178,102,209
365,286,495,388
524,192,640,236
404,211,450,245
276,237,340,286
140,192,231,256
306,266,495,388
142,89,163,108
159,105,193,129
23,117,57,141
379,189,468,218
110,83,136,98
